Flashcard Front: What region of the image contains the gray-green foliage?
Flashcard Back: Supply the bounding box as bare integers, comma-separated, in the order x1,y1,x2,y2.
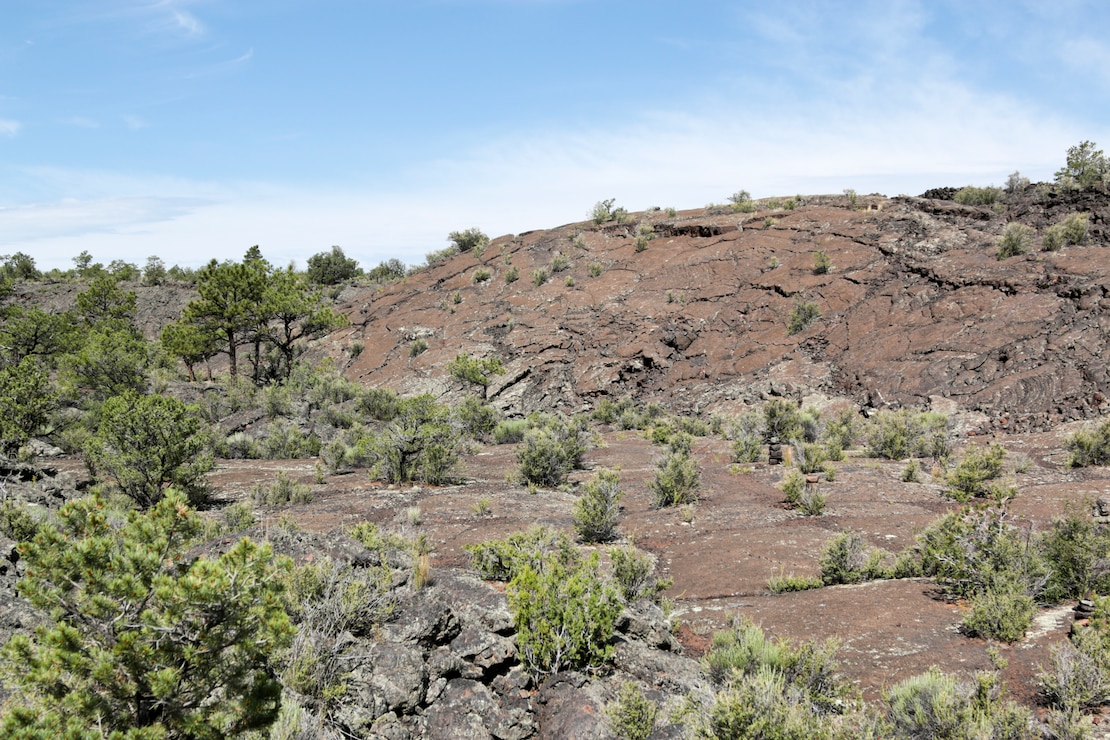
728,411,764,463
787,299,820,335
573,469,623,543
1043,212,1090,251
819,532,889,585
996,223,1033,259
960,576,1035,643
252,471,313,506
466,526,577,582
885,666,1031,740
84,390,214,508
368,394,459,484
944,444,1006,502
606,681,658,740
865,409,949,460
1065,418,1110,467
609,543,671,603
649,448,700,507
516,415,591,487
954,185,1003,206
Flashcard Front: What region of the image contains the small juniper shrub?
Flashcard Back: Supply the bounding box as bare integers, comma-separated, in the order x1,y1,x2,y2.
812,250,831,274
865,409,950,460
605,681,658,740
779,470,806,506
944,443,1007,502
787,299,820,334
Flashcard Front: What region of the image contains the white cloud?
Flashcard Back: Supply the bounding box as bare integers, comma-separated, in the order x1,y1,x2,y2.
67,116,100,129
0,119,21,137
123,115,149,130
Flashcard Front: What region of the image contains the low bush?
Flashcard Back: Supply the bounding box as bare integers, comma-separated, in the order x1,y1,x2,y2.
453,395,499,440
797,488,827,516
1039,511,1110,603
960,577,1034,643
729,412,764,463
1044,212,1091,251
606,682,658,740
865,409,949,460
448,227,490,253
885,666,1031,740
466,526,576,582
573,469,623,543
516,415,591,487
787,299,820,334
492,418,528,444
252,471,313,505
954,185,1004,206
649,448,700,507
945,443,1006,501
609,543,671,603
997,223,1033,259
766,571,823,593
820,532,888,585
1066,418,1110,467
508,550,621,676
763,398,805,443
795,442,828,474
813,250,831,274
779,469,806,506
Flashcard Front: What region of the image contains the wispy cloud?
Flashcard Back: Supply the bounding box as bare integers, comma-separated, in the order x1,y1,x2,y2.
0,119,20,137
142,0,206,38
123,115,149,130
67,116,100,129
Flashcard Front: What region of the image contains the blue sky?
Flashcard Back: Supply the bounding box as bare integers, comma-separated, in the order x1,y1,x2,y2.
2,1,1108,271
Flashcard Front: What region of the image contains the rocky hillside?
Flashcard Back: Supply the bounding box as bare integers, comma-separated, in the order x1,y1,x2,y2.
331,188,1109,430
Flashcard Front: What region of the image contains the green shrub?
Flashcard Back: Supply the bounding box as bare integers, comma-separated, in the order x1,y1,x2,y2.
0,492,293,738
795,442,828,474
466,526,576,582
1055,140,1108,188
960,578,1034,643
885,667,1031,740
633,223,655,252
550,253,570,272
454,396,499,440
508,551,621,676
729,412,763,463
649,449,700,507
916,503,1047,601
306,245,362,285
1040,630,1110,711
573,469,623,543
606,681,658,740
356,386,400,420
1040,510,1110,602
492,418,528,444
819,532,888,585
944,443,1006,502
1044,212,1091,251
252,471,313,505
787,300,820,334
448,227,490,253
84,390,214,508
954,185,1003,206
996,223,1033,259
902,459,921,482
367,394,460,485
588,261,603,277
797,488,827,516
256,420,322,460
531,267,549,286
813,251,831,274
763,398,805,443
767,571,823,593
1065,419,1110,467
0,499,41,543
505,266,519,283
472,267,491,283
516,416,591,487
609,543,671,603
865,409,949,460
779,469,806,506
592,198,620,224
703,617,850,716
